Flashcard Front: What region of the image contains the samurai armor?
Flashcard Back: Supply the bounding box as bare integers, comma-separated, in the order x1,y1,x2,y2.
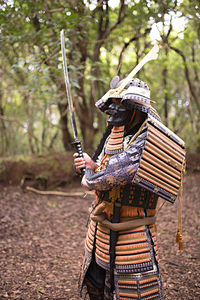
132,115,186,203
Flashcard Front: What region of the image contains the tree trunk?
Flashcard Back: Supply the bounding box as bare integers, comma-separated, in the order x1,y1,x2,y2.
0,95,8,156
162,48,169,127
81,121,95,153
170,45,200,113
57,102,73,151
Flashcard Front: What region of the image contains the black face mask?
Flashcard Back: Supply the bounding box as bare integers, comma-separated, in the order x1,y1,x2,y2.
105,102,132,126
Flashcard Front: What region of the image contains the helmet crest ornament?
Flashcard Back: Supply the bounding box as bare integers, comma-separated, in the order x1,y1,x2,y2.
96,44,159,113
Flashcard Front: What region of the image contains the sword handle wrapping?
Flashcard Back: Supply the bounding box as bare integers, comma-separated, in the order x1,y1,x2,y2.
73,140,85,176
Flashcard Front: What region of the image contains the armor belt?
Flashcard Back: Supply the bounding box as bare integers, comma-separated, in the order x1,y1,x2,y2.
91,215,156,231
96,183,158,210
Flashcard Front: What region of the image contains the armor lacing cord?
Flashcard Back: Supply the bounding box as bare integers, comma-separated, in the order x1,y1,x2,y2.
153,201,166,233
156,159,185,250
176,158,185,251
124,119,147,150
92,124,113,162
109,203,121,294
126,109,136,129
87,199,103,228
105,125,125,155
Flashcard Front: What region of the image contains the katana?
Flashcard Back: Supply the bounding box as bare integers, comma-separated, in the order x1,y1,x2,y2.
60,29,85,175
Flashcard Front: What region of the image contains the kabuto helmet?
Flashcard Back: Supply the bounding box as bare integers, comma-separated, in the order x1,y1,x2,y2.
121,78,150,113
95,77,160,121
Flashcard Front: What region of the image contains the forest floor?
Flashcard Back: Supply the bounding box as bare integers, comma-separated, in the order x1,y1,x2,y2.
0,171,199,299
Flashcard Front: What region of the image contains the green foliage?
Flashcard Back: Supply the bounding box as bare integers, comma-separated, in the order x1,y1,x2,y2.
0,0,199,155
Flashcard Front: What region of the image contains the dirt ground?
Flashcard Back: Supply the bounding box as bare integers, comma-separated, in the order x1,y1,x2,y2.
0,173,199,300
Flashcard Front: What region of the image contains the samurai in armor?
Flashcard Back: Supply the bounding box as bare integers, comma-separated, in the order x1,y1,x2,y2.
74,77,177,300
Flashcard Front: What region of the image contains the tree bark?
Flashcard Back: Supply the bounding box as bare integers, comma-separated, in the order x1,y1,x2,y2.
117,28,151,76
31,7,73,151
169,45,200,113
162,47,169,127
0,91,8,155
66,0,127,150
57,102,73,151
87,0,126,149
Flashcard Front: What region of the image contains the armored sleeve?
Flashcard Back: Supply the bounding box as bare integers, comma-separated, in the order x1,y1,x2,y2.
85,130,147,191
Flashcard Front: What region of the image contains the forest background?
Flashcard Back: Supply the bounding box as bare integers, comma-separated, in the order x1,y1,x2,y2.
0,0,199,159
0,1,200,299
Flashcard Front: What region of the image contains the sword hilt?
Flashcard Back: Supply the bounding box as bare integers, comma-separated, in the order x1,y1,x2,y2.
73,140,85,176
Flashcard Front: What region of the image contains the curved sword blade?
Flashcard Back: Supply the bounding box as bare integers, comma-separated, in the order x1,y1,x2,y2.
60,29,78,140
